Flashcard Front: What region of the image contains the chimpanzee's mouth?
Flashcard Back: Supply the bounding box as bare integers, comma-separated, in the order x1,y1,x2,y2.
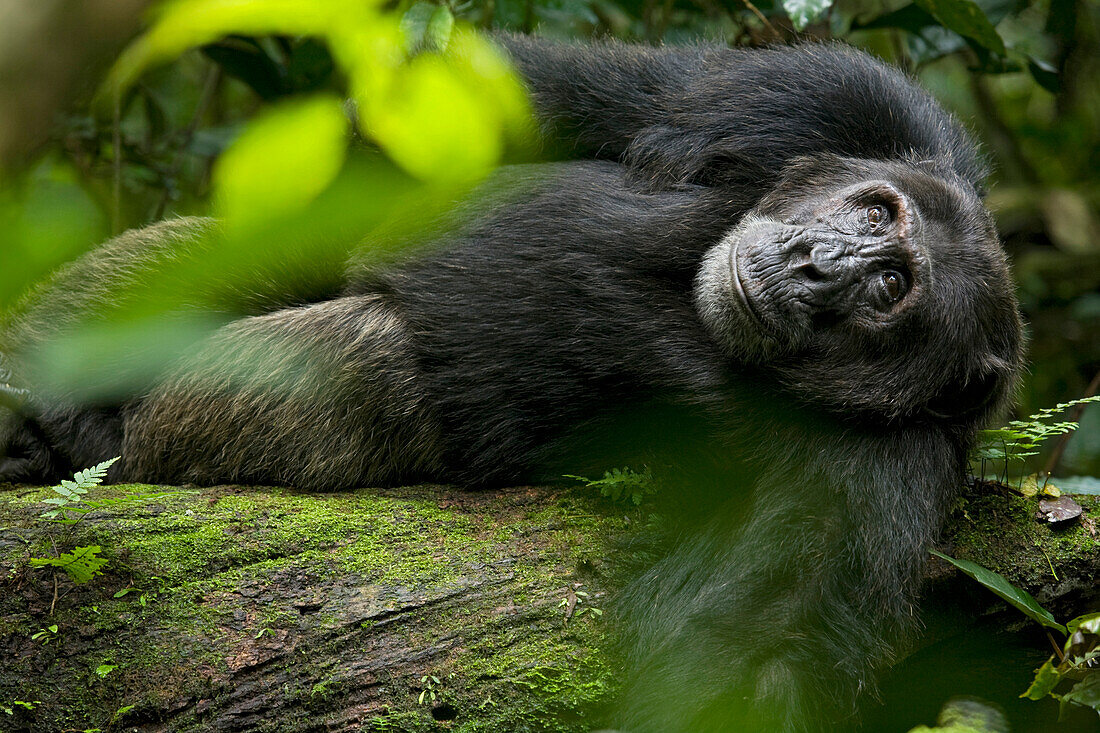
728,238,770,333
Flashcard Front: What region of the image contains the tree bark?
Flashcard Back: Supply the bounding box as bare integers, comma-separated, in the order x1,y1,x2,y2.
0,482,1097,732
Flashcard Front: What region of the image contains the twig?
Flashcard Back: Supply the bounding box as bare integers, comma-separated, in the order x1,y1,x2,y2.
50,573,59,616
1047,631,1065,663
1037,544,1059,581
1043,368,1100,477
741,0,780,40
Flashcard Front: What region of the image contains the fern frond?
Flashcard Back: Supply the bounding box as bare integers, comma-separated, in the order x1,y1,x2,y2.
29,545,108,584
40,456,121,522
70,457,121,490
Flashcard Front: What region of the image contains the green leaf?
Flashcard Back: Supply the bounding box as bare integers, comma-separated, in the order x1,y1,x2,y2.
95,664,118,678
402,3,454,52
782,0,833,31
425,6,454,51
1061,674,1100,713
912,0,1006,55
29,546,108,584
1067,613,1100,636
1027,55,1060,93
931,551,1065,633
71,457,120,487
213,94,348,232
367,55,499,184
401,3,437,50
1021,656,1061,700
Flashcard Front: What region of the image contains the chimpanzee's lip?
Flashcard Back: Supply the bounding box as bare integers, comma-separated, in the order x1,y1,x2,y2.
729,239,770,332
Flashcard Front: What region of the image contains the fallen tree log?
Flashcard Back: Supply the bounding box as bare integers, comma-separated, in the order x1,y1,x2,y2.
0,481,1097,732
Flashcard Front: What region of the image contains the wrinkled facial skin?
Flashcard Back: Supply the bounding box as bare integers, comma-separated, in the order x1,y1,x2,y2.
695,156,1025,426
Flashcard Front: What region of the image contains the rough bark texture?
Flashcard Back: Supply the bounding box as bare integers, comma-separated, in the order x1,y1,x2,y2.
0,481,1097,733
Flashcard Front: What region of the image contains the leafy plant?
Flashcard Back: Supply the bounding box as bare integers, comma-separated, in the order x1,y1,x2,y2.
113,576,168,607
30,625,59,644
565,467,658,506
112,704,135,724
970,396,1100,480
934,551,1100,718
30,458,184,584
94,664,118,678
418,674,443,705
39,457,183,524
559,587,603,624
1,700,40,715
1021,613,1100,719
39,457,118,523
29,546,109,585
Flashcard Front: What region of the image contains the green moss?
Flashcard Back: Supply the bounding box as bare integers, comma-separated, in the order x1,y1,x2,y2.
1,483,638,732
946,488,1100,589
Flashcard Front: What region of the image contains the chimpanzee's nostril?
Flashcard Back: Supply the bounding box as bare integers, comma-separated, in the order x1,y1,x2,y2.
796,261,827,282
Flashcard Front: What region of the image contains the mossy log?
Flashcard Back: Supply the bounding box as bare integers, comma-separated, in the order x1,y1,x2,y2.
0,482,1097,733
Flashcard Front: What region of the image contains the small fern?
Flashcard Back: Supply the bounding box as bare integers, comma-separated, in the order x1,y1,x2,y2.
40,457,120,523
566,467,658,506
32,457,185,585
971,396,1100,477
29,545,108,584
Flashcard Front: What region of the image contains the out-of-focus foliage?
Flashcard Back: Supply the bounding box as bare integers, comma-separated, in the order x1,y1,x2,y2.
1,0,534,401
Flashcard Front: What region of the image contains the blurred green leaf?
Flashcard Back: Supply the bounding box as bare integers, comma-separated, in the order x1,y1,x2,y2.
782,0,833,31
1061,675,1100,713
213,94,348,231
912,0,1006,55
426,6,455,51
932,551,1066,633
0,158,107,311
367,56,499,183
202,37,287,100
101,0,531,185
402,3,455,52
401,3,437,50
364,29,532,183
99,0,371,103
1021,656,1061,700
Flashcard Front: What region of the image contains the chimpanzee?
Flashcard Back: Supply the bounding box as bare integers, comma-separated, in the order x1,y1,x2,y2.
0,39,1023,731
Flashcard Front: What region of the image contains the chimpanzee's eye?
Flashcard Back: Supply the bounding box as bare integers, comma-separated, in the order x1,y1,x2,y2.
866,204,889,231
881,271,907,303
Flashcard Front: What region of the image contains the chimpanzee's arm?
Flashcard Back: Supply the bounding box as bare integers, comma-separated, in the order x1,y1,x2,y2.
495,34,985,191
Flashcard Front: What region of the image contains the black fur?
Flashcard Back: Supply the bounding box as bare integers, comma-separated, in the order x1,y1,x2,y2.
496,35,987,191
0,39,1025,731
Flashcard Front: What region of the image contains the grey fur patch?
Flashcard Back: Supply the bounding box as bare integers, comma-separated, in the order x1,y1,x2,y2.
122,295,443,490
